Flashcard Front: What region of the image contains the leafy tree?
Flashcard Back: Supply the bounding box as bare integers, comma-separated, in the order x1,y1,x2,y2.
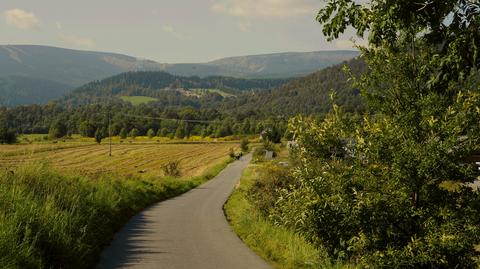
119,128,127,139
48,120,67,139
0,117,16,144
94,128,102,144
240,138,249,152
175,122,186,139
267,1,480,267
157,128,168,137
79,121,95,137
129,128,138,138
147,129,155,138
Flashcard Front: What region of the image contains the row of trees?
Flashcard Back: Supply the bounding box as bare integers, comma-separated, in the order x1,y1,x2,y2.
0,103,289,142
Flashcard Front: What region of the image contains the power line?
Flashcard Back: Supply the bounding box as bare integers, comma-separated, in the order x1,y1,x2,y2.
118,113,217,123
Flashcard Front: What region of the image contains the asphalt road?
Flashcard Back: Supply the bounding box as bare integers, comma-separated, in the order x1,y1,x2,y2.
97,153,272,269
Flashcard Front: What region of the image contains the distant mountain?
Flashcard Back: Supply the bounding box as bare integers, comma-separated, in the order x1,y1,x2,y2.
61,71,291,107
0,45,359,106
159,51,360,78
0,45,158,106
0,45,163,86
0,76,71,106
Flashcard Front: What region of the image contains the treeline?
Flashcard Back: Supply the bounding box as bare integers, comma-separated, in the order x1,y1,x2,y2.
0,103,287,141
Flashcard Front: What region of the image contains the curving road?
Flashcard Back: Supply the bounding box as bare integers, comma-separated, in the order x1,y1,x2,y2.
97,153,272,269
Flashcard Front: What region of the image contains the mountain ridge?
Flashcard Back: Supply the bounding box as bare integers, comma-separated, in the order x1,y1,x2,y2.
0,44,359,106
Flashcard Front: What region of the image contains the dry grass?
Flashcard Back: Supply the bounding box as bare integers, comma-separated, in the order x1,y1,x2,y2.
0,142,236,179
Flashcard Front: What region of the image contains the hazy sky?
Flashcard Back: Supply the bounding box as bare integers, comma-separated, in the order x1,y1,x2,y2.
0,0,362,63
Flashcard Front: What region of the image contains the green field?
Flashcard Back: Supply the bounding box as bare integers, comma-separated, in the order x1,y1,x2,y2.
120,95,159,105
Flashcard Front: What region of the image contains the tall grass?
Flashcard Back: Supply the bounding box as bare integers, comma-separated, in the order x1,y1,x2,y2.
224,164,349,269
0,159,231,269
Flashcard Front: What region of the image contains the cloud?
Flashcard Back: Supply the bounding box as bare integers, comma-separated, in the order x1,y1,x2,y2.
162,24,191,40
211,0,316,19
4,9,39,30
60,33,96,49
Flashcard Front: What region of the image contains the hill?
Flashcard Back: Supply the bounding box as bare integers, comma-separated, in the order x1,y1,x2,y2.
62,58,366,114
61,71,291,107
0,76,71,106
0,45,359,106
221,57,366,115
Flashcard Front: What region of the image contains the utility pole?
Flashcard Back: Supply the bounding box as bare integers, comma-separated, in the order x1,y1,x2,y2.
109,109,112,157
109,88,112,157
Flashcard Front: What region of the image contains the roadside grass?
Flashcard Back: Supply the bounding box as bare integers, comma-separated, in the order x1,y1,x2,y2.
224,163,348,269
0,158,232,269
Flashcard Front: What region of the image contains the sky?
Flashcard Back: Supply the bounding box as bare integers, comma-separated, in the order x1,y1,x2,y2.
0,0,363,63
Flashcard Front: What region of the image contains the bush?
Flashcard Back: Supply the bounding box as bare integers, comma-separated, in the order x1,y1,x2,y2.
240,138,249,152
0,128,16,144
248,164,295,216
94,128,103,144
129,128,138,139
147,129,155,138
119,128,127,139
162,161,181,177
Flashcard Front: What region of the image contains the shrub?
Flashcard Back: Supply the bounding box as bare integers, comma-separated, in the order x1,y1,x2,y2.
147,129,155,138
129,128,138,139
240,138,249,152
94,128,103,144
162,161,181,177
119,128,127,139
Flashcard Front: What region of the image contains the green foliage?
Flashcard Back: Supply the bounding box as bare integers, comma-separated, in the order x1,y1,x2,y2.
94,128,103,144
157,128,168,137
119,128,127,139
248,1,480,268
175,123,186,139
0,116,16,144
128,128,138,139
224,164,339,269
240,138,250,152
147,129,155,138
48,120,67,139
79,121,95,137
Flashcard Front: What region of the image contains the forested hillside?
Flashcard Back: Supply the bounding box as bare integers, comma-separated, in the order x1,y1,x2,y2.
61,71,292,107
224,57,366,115
0,76,71,106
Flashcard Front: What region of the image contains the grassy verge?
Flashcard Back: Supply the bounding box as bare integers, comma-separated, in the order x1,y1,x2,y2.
0,158,232,269
224,163,345,269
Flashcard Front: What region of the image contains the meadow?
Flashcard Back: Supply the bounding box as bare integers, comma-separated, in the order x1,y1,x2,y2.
0,136,239,269
0,141,235,178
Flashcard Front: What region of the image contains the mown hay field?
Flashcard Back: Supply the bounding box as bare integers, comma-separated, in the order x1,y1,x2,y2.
0,142,236,179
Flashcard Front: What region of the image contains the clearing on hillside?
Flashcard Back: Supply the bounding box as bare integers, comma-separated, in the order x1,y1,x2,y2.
120,95,159,105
